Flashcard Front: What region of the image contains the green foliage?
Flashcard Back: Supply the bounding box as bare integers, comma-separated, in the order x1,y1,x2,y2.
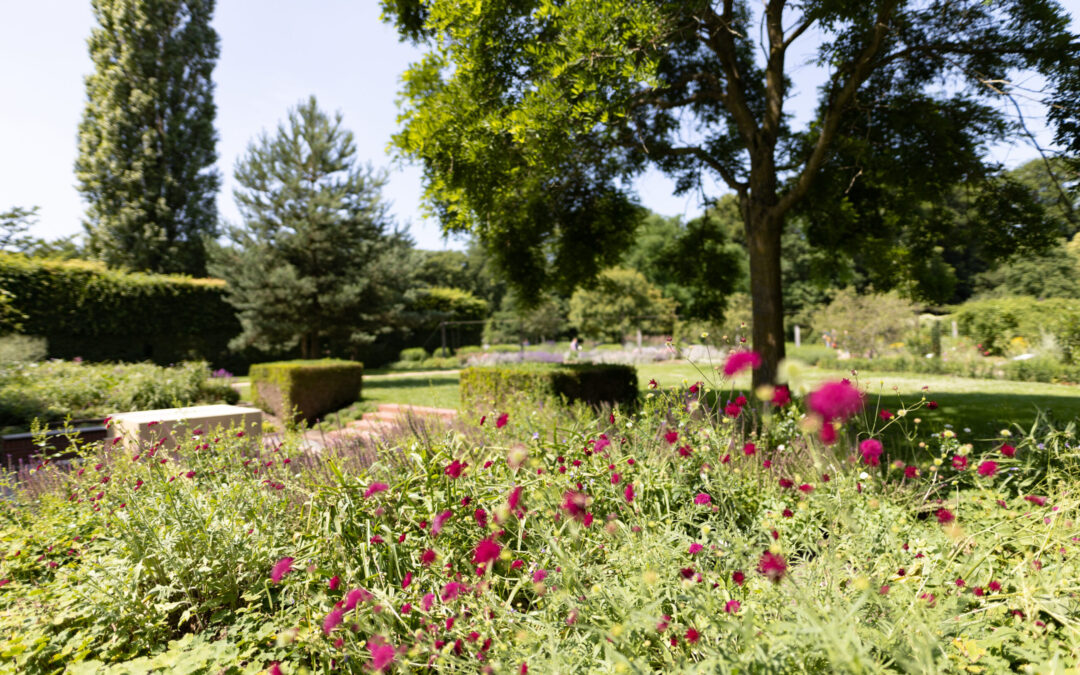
459,363,637,411
484,291,569,345
954,296,1080,362
250,359,363,424
398,347,428,362
568,268,676,342
76,0,220,275
0,360,234,430
0,335,47,363
0,253,239,366
809,288,918,357
974,242,1080,299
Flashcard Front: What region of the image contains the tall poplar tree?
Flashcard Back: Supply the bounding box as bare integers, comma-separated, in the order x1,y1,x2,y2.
76,0,220,276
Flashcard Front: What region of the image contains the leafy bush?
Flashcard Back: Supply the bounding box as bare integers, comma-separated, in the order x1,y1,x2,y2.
0,335,46,363
0,253,240,367
954,296,1080,362
250,359,363,423
809,288,917,357
568,268,676,342
460,363,638,410
0,361,234,431
398,347,428,362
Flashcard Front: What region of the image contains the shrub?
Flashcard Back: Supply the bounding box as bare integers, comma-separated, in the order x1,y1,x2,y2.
398,347,428,362
460,363,638,410
250,359,363,423
809,288,917,357
954,296,1080,361
0,253,240,367
0,335,46,363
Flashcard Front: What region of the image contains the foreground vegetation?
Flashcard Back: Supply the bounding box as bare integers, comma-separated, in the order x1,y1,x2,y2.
3,354,1080,672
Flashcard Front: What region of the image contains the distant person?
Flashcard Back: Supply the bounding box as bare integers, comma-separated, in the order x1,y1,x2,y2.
570,337,579,352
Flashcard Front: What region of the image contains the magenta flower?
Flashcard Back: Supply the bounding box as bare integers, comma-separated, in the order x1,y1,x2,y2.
624,483,635,502
421,593,435,611
694,493,711,505
757,551,787,582
364,482,389,499
1001,444,1016,458
368,640,396,672
724,599,740,614
724,403,742,418
472,538,502,566
723,350,761,376
323,608,344,635
532,569,548,583
508,485,524,516
402,571,412,589
444,459,468,479
421,548,436,565
743,442,756,456
664,430,679,444
977,460,998,477
732,570,745,586
771,385,791,406
561,491,589,521
807,380,864,440
859,438,883,467
685,627,700,644
688,543,704,555
328,575,340,591
593,435,611,452
936,508,955,524
345,587,373,610
270,557,294,583
432,510,453,535
496,413,509,429
441,581,466,602
952,455,968,471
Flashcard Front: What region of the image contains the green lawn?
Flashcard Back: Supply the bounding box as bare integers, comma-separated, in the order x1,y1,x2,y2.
348,361,1080,439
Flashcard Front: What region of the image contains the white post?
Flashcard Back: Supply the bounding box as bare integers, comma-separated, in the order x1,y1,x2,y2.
794,325,801,348
951,320,958,339
637,328,642,348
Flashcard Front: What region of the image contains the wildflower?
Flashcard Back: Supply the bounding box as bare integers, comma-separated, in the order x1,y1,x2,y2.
734,395,748,407
879,409,893,420
778,478,794,489
480,415,486,426
732,570,745,586
723,350,762,376
724,599,740,614
657,615,671,632
364,482,389,499
859,439,883,467
904,465,918,479
743,442,756,456
624,483,635,503
421,548,436,565
935,508,955,524
496,413,509,429
680,567,695,579
678,445,693,457
472,538,502,566
977,461,998,477
807,381,863,442
432,510,453,535
782,508,794,518
610,473,621,484
185,470,196,479
689,382,699,394
988,581,1002,592
508,485,524,515
648,379,658,389
270,557,294,583
533,569,548,583
474,508,488,528
758,551,787,582
1025,495,1048,506
1001,444,1016,458
724,403,742,418
441,581,466,602
798,483,814,493
771,385,791,406
927,401,938,409
268,663,282,675
685,627,700,644
329,575,341,591
955,578,966,587
664,430,679,444
593,435,611,453
323,608,344,635
951,456,968,471
694,493,711,505
421,593,435,611
880,585,890,595
444,459,468,479
402,572,412,589
973,587,984,597
561,491,590,521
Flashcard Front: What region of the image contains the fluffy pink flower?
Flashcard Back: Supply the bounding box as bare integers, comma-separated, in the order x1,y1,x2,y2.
364,482,389,499
444,459,468,479
270,557,294,583
664,430,679,444
757,551,787,582
743,442,756,456
328,575,340,591
688,543,704,555
1001,444,1016,458
432,510,453,535
1025,495,1048,506
561,491,589,520
977,460,998,477
732,570,745,586
936,508,955,524
402,571,412,589
421,548,436,565
771,385,791,406
724,599,740,614
345,587,373,610
441,581,466,602
593,435,611,452
368,640,396,672
323,608,344,635
859,438,883,466
268,663,282,675
624,483,635,503
532,569,548,583
496,413,509,429
472,538,502,566
807,380,864,426
952,455,968,471
724,403,742,418
421,593,435,611
685,627,700,644
694,493,711,505
723,350,761,376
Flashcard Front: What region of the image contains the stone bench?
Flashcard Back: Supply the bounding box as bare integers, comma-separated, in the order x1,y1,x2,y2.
107,404,263,450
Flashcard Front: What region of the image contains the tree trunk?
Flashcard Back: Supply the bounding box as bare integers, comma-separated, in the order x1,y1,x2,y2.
746,208,786,388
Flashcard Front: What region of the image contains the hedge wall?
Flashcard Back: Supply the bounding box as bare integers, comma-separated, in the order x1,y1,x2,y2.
0,253,242,367
953,296,1080,362
460,363,638,410
250,359,363,424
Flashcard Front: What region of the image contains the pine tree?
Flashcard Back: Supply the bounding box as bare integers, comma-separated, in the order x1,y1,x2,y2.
212,96,413,359
76,0,220,275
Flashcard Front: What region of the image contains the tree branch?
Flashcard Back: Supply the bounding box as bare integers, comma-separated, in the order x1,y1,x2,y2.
701,1,759,146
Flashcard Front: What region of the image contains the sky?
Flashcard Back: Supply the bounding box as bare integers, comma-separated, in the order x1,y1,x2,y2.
0,1,1075,252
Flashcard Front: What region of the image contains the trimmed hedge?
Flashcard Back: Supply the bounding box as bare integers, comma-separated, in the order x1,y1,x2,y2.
250,359,363,424
954,296,1080,361
460,363,638,410
0,253,241,367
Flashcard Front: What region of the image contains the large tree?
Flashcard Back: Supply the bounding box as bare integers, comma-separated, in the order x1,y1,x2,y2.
384,0,1080,386
76,0,220,276
212,96,413,359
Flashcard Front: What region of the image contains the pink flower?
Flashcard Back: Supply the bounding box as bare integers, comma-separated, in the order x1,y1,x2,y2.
270,557,294,583
593,435,611,452
421,548,436,565
496,413,509,429
743,443,756,456
688,543,704,555
664,430,679,444
472,538,502,566
685,627,700,644
511,559,524,569
724,403,742,418
798,483,814,493
936,508,955,524
807,380,864,428
561,491,589,521
611,472,621,484
734,395,748,407
904,465,918,479
732,570,745,586
268,663,282,675
444,459,468,479
624,483,635,503
364,482,389,499
441,581,466,602
402,571,412,589
977,460,998,477
185,470,196,479
1001,444,1016,458
328,575,340,591
952,455,968,471
432,510,453,535
323,608,344,634
474,508,488,528
480,415,486,426
345,587,373,610
368,640,396,672
723,350,761,376
859,439,883,466
724,599,741,614
1025,495,1048,507
757,551,787,582
879,409,893,420
421,593,435,611
693,493,711,505
771,385,791,406
532,569,548,583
